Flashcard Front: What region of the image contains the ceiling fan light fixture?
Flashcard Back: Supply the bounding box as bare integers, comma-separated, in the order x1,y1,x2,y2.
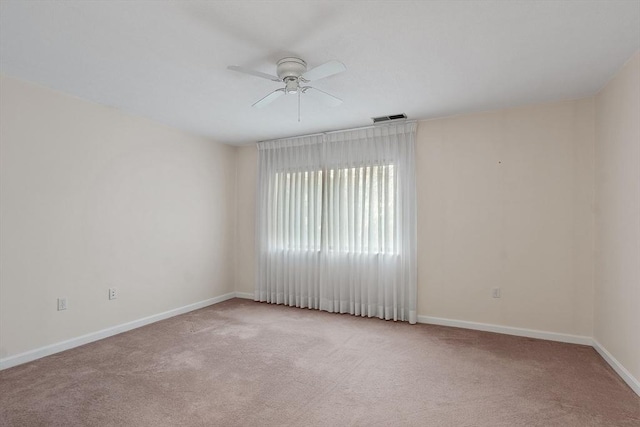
285,78,299,94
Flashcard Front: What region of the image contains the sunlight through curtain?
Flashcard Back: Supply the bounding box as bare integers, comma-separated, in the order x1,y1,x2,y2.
255,122,417,323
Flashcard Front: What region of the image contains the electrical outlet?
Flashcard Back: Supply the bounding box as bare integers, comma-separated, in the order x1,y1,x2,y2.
109,288,117,300
57,297,68,311
491,287,501,298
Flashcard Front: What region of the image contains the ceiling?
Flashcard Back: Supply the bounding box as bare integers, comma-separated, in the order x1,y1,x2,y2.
1,1,639,145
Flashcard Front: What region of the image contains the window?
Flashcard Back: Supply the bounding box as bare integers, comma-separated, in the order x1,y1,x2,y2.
270,169,323,252
269,164,396,254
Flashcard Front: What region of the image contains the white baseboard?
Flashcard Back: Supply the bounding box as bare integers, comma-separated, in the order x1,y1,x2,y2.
2,295,638,398
417,315,593,345
417,315,639,397
234,292,254,300
0,291,237,371
592,339,640,396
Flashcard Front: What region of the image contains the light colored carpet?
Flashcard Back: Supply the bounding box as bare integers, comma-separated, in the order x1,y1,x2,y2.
0,298,638,426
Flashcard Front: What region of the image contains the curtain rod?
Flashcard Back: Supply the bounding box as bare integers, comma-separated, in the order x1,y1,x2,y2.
257,120,417,144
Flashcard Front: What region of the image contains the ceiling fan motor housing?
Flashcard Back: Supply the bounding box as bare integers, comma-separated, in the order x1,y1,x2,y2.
276,57,307,80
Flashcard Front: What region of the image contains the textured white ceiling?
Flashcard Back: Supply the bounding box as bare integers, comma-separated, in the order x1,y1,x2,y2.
1,1,639,145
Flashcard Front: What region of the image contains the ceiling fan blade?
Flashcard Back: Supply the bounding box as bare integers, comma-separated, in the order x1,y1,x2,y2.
301,60,346,81
252,88,286,108
227,65,281,82
303,87,343,107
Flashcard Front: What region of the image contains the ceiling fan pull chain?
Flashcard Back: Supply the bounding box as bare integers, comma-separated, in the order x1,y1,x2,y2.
298,89,301,123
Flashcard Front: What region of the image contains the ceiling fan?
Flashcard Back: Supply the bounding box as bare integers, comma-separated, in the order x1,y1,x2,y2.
227,57,346,119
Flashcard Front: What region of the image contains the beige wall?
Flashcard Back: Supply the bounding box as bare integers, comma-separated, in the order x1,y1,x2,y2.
594,51,640,381
234,99,596,337
0,75,237,359
416,100,595,336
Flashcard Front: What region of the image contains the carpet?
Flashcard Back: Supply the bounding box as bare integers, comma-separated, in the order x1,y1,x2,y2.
1,298,638,426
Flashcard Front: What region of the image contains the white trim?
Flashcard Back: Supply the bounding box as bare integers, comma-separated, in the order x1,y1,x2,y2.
0,292,237,371
592,339,640,396
234,292,255,300
3,297,638,398
417,315,639,397
417,315,593,346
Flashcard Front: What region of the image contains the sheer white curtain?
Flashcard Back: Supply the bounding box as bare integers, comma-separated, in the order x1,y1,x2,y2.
255,122,417,323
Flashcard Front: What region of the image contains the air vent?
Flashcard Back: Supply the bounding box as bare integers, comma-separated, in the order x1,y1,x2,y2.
372,113,407,123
